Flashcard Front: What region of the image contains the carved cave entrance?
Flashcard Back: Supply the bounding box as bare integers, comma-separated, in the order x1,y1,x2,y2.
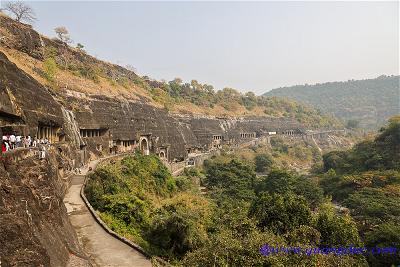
140,138,149,155
159,151,165,158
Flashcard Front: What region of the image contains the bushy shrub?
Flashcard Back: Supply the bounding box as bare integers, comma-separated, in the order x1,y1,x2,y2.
43,57,57,81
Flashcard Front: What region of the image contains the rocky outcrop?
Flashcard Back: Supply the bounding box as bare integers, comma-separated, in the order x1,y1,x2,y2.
1,51,87,266
0,51,64,134
0,14,139,83
0,147,87,267
0,16,44,60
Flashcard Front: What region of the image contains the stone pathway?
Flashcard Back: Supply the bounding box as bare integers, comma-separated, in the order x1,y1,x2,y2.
64,158,152,267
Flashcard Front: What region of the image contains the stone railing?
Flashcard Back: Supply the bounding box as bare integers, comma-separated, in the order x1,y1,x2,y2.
161,159,187,175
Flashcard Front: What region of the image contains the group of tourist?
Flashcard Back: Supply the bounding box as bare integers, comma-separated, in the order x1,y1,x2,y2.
1,134,51,153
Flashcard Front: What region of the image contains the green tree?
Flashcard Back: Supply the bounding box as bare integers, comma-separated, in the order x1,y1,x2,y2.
314,204,361,247
364,221,400,266
102,193,151,230
255,153,273,173
293,177,324,209
375,116,400,170
241,91,257,110
249,192,312,235
322,151,350,173
148,193,211,259
257,169,297,194
204,159,256,201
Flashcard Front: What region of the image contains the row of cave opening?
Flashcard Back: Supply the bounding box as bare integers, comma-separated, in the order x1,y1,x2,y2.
7,123,299,162
33,126,297,145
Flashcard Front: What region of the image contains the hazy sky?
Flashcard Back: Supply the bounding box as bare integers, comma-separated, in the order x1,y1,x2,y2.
16,1,399,94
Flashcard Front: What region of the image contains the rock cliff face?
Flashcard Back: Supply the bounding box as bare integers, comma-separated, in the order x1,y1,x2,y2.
0,50,88,266
61,93,304,161
0,148,86,267
0,52,64,133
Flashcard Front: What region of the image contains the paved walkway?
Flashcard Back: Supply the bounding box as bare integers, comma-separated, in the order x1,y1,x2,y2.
64,158,152,267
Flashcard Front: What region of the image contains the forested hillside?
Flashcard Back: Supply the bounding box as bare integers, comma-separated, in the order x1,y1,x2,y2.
264,76,399,129
319,116,400,266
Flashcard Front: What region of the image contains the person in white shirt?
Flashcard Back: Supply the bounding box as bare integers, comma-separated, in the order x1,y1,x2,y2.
16,135,21,148
5,142,10,151
27,135,32,147
9,134,16,149
39,143,46,159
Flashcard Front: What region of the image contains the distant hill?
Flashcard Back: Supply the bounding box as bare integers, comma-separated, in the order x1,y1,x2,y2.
264,76,400,129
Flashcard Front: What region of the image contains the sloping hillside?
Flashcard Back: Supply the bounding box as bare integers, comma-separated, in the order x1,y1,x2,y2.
264,76,399,129
0,13,340,128
319,116,400,266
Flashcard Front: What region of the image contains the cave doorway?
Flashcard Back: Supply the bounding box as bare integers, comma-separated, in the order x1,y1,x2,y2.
140,138,149,155
159,151,165,158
